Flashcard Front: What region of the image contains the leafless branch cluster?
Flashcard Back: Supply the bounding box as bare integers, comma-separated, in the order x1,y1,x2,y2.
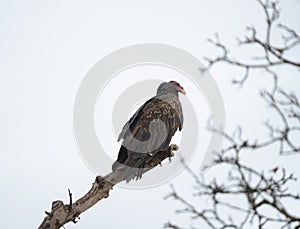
167,0,300,228
209,82,300,156
166,97,300,228
201,0,300,86
165,135,300,228
261,85,300,155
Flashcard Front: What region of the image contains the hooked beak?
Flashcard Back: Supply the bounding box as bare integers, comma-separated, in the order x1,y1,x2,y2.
180,88,186,95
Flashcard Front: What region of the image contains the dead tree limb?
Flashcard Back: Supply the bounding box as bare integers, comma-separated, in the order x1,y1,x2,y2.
38,145,178,229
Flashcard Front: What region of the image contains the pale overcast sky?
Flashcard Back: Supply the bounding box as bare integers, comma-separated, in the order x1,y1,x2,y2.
1,0,299,228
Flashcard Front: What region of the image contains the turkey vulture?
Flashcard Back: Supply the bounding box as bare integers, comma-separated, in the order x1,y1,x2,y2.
112,81,185,181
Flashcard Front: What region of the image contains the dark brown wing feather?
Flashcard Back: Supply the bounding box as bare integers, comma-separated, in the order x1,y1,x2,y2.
112,94,183,180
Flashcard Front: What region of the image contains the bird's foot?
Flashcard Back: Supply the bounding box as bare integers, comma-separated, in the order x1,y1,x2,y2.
169,144,179,152
168,144,179,163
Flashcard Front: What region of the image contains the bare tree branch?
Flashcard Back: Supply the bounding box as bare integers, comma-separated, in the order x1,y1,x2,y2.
39,145,178,229
201,0,300,87
166,146,300,228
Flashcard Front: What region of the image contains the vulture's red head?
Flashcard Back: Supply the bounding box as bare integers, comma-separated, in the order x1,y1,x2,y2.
157,81,186,96
169,81,186,95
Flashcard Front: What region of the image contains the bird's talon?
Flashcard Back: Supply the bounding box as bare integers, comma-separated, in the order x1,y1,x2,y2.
170,144,179,152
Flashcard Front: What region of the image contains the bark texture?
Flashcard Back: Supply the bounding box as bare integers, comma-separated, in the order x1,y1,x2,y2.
38,145,178,229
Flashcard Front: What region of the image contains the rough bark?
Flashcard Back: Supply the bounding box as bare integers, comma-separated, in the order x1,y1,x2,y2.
38,145,178,229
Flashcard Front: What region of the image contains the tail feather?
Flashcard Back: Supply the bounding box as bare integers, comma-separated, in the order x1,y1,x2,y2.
122,154,148,182
112,146,149,182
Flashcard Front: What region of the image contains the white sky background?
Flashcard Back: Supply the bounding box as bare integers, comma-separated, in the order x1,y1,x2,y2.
0,0,300,228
